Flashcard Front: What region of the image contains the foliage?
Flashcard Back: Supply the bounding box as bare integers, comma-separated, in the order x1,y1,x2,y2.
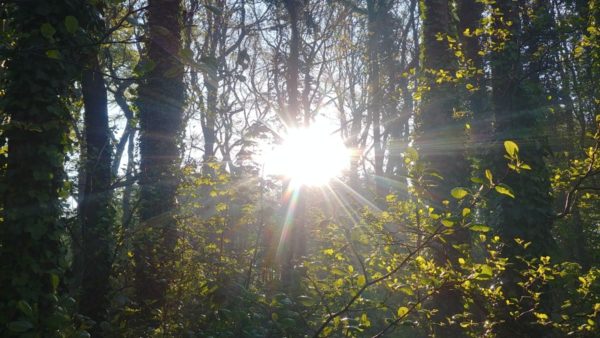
1,0,600,337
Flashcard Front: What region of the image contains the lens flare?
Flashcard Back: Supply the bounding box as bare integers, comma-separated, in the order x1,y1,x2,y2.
263,123,350,186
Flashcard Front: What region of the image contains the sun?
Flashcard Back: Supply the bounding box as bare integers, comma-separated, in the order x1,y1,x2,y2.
262,123,351,187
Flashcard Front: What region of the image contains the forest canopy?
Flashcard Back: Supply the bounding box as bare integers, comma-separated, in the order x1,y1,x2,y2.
1,0,600,337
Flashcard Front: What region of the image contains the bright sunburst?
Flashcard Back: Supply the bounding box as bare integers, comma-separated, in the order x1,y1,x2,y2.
263,122,351,187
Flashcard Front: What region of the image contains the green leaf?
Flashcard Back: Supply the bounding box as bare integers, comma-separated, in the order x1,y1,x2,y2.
470,176,483,184
504,140,519,157
64,16,79,34
280,318,296,328
397,306,409,318
46,50,61,59
405,147,419,161
441,219,454,227
50,273,59,291
8,320,33,333
16,300,33,317
40,23,56,39
462,208,471,217
479,264,493,277
485,169,493,184
451,187,469,199
357,275,366,287
297,295,316,307
520,163,531,170
470,224,490,232
494,184,515,198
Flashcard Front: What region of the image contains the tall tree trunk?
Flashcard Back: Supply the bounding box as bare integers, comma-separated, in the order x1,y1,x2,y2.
367,0,384,196
283,0,301,127
418,0,468,336
0,1,90,334
134,0,184,329
280,0,306,292
79,55,114,332
457,0,488,154
491,0,555,336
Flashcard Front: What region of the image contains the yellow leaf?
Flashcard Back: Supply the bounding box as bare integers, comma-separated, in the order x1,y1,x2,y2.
397,306,409,318
504,140,519,157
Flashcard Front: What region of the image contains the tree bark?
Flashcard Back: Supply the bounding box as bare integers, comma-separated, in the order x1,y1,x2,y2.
79,55,114,332
418,0,468,336
0,1,90,334
134,0,185,329
491,1,555,336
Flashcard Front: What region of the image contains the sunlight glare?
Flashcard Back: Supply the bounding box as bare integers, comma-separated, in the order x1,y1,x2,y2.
263,123,350,186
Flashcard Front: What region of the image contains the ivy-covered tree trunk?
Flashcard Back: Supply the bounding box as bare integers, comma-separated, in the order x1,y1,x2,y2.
79,55,114,332
490,0,555,336
134,0,185,329
418,0,468,336
456,0,488,154
0,1,93,335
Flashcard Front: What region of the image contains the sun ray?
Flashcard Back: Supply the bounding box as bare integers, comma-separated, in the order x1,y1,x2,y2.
262,122,351,187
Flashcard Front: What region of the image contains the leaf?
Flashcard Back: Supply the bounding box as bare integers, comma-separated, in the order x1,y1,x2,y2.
441,219,454,227
280,318,296,327
50,273,59,291
8,320,33,333
16,300,33,317
494,184,515,198
451,187,469,199
297,295,316,307
357,275,366,287
485,169,493,184
405,147,419,161
40,23,56,39
470,224,490,232
462,208,471,217
64,16,78,34
504,140,519,157
479,264,493,277
46,50,61,59
397,306,409,318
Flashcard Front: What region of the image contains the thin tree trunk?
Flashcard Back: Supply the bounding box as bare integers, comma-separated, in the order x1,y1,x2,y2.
280,0,306,292
79,56,114,332
367,0,384,196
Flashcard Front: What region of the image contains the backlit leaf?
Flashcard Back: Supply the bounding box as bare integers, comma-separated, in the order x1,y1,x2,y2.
504,140,519,157
451,187,469,199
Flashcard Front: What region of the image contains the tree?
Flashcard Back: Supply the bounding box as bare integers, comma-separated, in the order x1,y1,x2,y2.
133,0,185,329
489,0,556,335
417,0,469,335
79,45,114,332
0,0,97,335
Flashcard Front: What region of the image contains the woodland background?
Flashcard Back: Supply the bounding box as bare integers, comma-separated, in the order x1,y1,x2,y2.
1,0,600,337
